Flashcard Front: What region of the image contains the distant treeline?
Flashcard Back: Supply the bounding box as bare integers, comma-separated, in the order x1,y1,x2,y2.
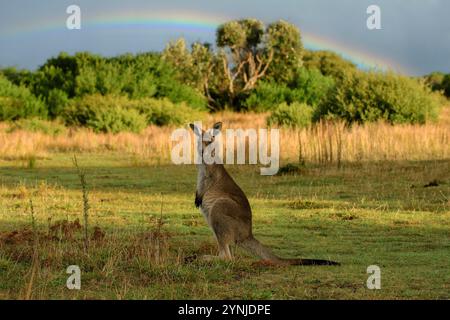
0,18,446,133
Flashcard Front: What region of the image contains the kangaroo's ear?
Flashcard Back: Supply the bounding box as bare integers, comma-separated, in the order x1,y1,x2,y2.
189,123,202,136
213,122,222,131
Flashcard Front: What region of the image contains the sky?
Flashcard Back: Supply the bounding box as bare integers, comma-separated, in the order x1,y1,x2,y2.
0,0,449,76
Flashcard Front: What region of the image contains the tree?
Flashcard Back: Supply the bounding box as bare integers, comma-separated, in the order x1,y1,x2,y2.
163,39,217,104
0,74,47,120
442,74,450,98
265,20,303,83
164,19,304,110
303,50,356,80
424,72,445,92
216,19,273,105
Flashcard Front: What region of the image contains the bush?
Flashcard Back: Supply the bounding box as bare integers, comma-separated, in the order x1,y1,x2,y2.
0,75,47,121
47,89,69,119
134,98,205,126
86,107,146,134
32,52,208,111
303,50,356,80
7,118,67,135
244,68,334,112
63,94,206,133
63,95,147,133
156,83,207,110
317,71,441,124
442,74,450,98
424,72,445,92
267,102,313,128
244,82,290,112
290,68,335,107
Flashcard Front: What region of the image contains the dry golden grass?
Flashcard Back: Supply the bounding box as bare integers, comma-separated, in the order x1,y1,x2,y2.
0,108,449,165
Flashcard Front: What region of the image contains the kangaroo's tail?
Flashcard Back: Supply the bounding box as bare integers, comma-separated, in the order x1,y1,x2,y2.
239,237,340,266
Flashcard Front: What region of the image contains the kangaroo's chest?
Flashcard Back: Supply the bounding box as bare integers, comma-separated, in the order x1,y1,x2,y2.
196,166,208,195
196,166,213,225
198,194,217,227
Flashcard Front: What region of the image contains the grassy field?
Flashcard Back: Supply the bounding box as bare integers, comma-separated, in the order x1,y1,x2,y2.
0,152,449,299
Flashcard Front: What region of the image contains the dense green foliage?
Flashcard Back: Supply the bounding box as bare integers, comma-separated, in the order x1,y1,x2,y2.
317,71,440,124
0,18,446,131
267,102,313,127
303,50,357,79
31,52,206,111
265,20,304,83
164,19,304,109
244,68,334,112
63,95,148,133
424,71,450,98
0,52,207,132
63,94,205,133
0,75,47,121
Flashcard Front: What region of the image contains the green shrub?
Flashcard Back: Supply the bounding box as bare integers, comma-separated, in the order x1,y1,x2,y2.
0,75,47,121
63,94,206,133
86,106,146,134
424,72,445,92
134,98,205,126
32,52,207,112
63,95,147,133
244,82,290,112
442,74,450,98
1,67,34,87
317,71,441,124
47,89,69,119
8,118,67,135
244,68,334,112
157,83,207,110
267,102,313,128
303,50,357,79
290,68,335,107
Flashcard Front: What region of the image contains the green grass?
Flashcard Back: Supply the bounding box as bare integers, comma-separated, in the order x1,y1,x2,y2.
0,153,449,299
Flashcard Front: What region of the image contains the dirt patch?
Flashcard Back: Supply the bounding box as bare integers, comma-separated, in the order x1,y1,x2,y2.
48,219,82,240
91,226,106,241
0,229,35,245
0,219,107,245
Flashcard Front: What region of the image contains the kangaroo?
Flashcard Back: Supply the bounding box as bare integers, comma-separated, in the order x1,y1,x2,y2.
189,122,339,266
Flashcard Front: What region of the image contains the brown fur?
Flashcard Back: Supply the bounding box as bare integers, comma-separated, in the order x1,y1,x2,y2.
190,122,339,266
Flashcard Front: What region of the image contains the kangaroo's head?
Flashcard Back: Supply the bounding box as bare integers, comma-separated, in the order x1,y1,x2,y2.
189,122,222,162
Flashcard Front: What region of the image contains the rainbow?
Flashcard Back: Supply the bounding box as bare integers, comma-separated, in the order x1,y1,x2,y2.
302,32,405,73
0,10,228,36
0,10,407,73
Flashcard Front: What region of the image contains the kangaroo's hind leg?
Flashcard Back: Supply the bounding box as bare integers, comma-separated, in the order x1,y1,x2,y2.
217,240,232,260
198,241,232,262
210,211,235,261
